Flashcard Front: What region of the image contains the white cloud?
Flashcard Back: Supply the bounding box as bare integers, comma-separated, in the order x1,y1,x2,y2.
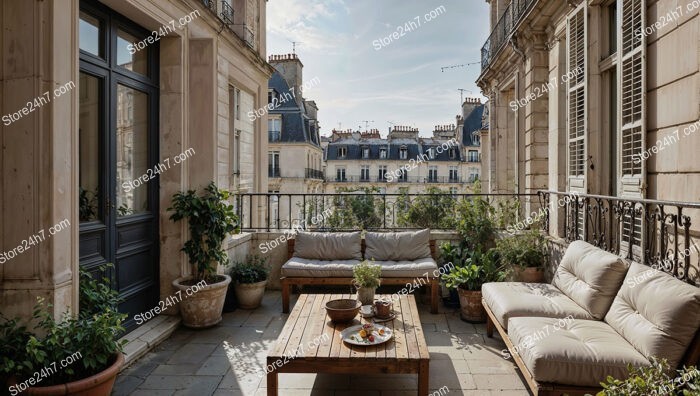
267,0,347,50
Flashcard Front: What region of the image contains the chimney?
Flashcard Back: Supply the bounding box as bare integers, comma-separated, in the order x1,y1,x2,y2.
462,97,482,119
269,53,304,101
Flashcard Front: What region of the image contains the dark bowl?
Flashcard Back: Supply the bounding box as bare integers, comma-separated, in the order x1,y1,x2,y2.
325,299,361,322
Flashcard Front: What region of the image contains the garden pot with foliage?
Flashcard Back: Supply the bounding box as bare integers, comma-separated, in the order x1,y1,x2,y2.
1,266,126,396
353,260,381,305
496,229,547,283
169,182,239,328
455,184,497,252
438,241,469,308
230,254,270,309
442,249,506,323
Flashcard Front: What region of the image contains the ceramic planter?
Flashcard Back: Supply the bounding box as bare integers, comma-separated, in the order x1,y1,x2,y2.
233,279,268,309
26,353,124,396
356,286,376,305
173,274,231,328
457,288,486,323
515,267,545,283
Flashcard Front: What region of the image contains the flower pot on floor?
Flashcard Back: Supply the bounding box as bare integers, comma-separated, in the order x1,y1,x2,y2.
457,288,486,323
173,274,231,328
514,267,545,283
27,353,124,396
234,279,268,309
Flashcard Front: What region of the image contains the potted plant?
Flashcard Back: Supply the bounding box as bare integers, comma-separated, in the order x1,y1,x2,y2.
353,260,381,305
496,229,547,282
442,249,506,322
438,241,469,308
229,254,270,309
455,188,496,252
169,182,239,328
1,266,126,395
597,358,699,395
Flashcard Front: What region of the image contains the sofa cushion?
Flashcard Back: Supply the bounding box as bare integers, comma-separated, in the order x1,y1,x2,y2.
293,231,362,260
552,240,629,319
281,258,362,277
482,282,594,329
605,262,700,369
373,257,438,278
508,317,650,387
364,229,431,261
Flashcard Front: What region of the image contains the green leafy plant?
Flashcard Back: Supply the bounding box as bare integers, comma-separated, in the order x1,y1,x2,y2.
325,187,383,230
353,260,382,289
169,182,240,282
442,249,506,291
492,196,521,230
455,194,496,252
495,229,547,269
597,358,700,396
229,254,270,284
396,187,457,229
1,264,126,387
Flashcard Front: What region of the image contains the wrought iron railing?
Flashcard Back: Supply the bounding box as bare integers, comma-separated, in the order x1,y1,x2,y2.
305,168,324,180
201,0,217,15
540,191,700,284
323,175,468,184
481,0,538,70
220,1,234,25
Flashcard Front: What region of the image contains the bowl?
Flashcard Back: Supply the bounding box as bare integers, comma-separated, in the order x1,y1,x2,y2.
325,299,362,323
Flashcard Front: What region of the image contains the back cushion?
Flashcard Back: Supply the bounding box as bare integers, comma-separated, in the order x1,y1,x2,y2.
552,240,629,319
365,229,431,261
294,232,362,260
605,262,700,368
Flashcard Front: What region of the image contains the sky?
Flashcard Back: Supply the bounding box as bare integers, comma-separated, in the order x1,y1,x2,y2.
266,0,490,138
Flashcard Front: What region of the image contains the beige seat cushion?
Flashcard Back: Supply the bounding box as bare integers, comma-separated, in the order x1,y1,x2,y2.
293,231,362,260
482,282,593,329
605,262,700,369
373,258,438,278
281,258,361,277
365,229,431,261
552,240,629,319
508,317,650,387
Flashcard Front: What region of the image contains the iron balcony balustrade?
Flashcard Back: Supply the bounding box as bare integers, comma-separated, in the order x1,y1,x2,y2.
201,0,217,15
481,0,538,70
220,1,234,25
202,0,255,48
305,168,324,180
324,175,464,183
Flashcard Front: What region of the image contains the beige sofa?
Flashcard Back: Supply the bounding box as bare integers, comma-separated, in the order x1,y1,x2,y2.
482,240,700,395
280,229,440,314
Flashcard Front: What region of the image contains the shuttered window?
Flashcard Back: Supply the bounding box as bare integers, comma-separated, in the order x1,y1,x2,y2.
567,8,586,178
620,0,644,178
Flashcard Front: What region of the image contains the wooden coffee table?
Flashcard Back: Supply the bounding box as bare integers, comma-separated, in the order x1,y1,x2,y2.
266,293,430,395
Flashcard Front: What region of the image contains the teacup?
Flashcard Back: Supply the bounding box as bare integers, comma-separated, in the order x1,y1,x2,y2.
360,305,374,316
374,299,392,319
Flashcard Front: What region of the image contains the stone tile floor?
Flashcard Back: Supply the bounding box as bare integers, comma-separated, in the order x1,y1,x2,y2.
113,291,531,395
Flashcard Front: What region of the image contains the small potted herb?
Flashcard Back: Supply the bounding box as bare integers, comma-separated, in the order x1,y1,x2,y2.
229,254,270,309
353,260,382,305
496,229,547,282
442,249,506,322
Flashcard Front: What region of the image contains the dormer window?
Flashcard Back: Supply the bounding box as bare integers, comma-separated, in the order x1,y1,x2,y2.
268,89,275,104
399,146,408,160
379,148,387,159
362,147,370,159
337,146,347,158
427,148,435,160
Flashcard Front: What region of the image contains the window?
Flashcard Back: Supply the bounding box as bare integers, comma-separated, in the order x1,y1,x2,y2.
378,165,387,181
428,166,438,182
361,166,370,181
449,166,459,182
79,12,102,57
362,147,370,159
235,88,241,120
337,146,347,158
449,148,457,159
379,148,387,159
607,2,618,56
567,7,586,178
233,129,241,176
398,169,408,182
471,131,481,146
427,147,435,160
468,150,479,162
268,117,281,142
469,170,479,183
336,167,346,181
399,146,408,160
268,151,280,177
268,89,275,104
620,0,644,178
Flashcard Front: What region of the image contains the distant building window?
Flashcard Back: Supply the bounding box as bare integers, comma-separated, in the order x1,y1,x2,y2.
336,167,346,181
268,118,281,142
428,166,438,182
235,88,241,120
379,148,387,159
449,166,458,182
449,148,457,159
398,169,408,182
427,148,435,160
362,147,370,159
268,90,275,104
337,147,347,158
472,132,481,146
399,146,408,160
268,151,280,177
468,150,479,162
378,165,387,181
361,166,370,181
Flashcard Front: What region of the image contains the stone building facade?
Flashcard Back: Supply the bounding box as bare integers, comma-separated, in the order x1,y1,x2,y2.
0,0,272,329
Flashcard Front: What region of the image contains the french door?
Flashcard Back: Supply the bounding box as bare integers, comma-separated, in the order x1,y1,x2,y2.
78,1,159,332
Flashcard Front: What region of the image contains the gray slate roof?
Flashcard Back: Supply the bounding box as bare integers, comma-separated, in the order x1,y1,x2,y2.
268,72,319,146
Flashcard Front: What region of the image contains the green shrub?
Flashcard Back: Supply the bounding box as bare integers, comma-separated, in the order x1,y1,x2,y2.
598,358,700,396
229,254,270,284
495,229,547,269
442,249,506,291
353,260,381,289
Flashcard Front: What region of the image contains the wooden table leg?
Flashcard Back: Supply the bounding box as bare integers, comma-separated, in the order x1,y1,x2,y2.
418,360,429,395
266,370,278,396
281,278,290,313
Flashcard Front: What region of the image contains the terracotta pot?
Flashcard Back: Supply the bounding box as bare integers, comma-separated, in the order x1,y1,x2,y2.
356,286,376,305
457,288,486,323
26,353,123,396
173,275,231,328
233,279,268,309
515,267,545,283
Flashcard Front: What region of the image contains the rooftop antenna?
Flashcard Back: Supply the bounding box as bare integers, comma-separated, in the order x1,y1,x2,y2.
288,40,303,55
361,120,374,131
441,60,480,72
458,89,473,104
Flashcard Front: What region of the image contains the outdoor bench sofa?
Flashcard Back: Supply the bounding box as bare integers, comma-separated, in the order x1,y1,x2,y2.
482,240,700,395
280,229,440,314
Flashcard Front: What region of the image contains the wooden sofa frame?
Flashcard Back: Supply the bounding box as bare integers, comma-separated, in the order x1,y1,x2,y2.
483,296,700,396
281,238,440,314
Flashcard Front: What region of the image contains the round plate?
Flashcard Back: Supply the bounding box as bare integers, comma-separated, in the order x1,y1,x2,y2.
372,311,397,323
340,324,393,346
360,311,375,318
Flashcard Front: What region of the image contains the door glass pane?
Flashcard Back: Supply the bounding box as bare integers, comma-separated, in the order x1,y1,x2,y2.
116,85,149,216
79,73,102,222
116,30,148,75
79,12,102,57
